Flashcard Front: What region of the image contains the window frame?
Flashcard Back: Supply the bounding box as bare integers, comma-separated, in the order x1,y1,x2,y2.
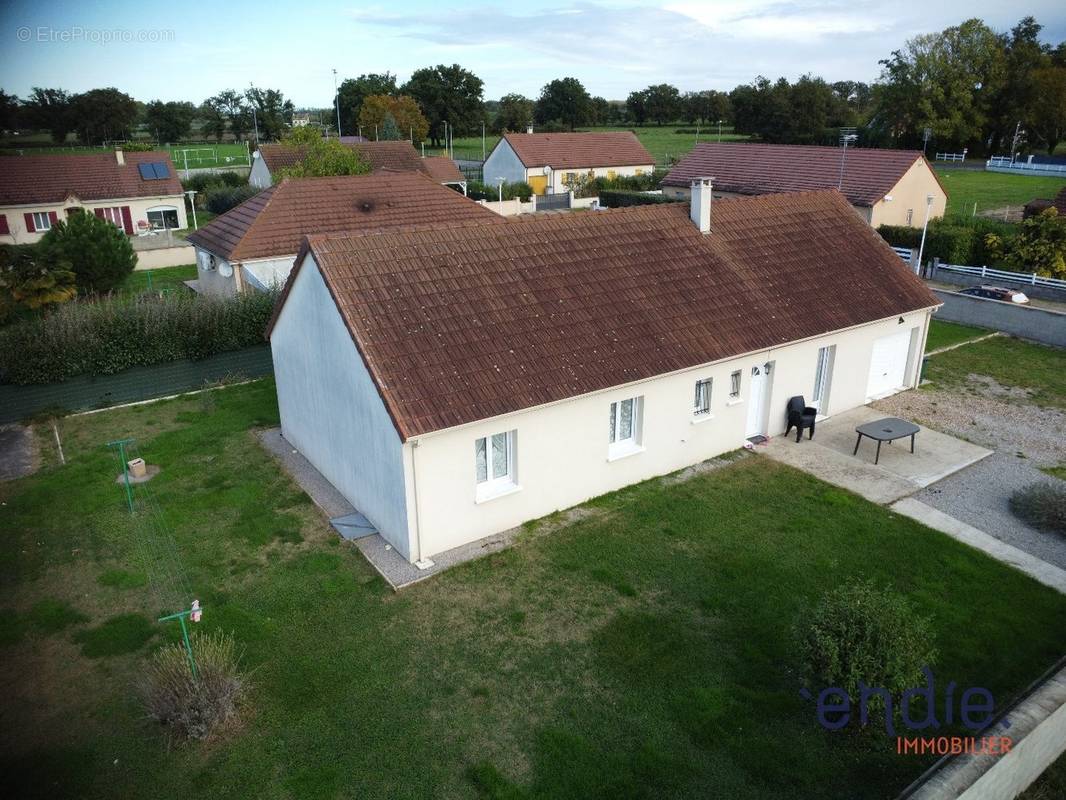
146,205,179,231
31,211,52,232
99,206,124,228
811,345,835,414
728,370,742,400
693,377,713,417
608,396,644,460
474,430,519,502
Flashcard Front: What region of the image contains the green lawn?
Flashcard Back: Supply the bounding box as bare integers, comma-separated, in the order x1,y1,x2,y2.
936,168,1066,218
924,320,991,352
924,334,1066,408
0,139,249,168
118,265,197,295
441,125,749,166
2,379,1065,799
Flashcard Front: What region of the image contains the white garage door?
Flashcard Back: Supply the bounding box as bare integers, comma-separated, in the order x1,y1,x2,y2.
866,329,913,400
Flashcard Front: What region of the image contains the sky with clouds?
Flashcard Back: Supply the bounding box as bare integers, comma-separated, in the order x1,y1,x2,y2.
1,0,1064,106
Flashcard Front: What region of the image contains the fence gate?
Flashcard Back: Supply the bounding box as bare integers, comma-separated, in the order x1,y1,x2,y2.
537,192,571,212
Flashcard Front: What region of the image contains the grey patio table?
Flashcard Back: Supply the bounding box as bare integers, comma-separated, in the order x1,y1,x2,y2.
852,417,920,465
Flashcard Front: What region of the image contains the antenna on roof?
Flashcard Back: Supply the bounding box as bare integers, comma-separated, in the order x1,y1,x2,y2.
837,127,858,190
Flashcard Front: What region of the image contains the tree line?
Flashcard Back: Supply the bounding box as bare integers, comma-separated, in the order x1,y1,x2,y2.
2,15,1063,155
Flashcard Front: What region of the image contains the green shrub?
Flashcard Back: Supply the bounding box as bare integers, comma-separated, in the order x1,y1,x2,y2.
140,630,247,741
797,579,937,721
0,289,277,385
599,190,676,208
204,185,260,215
38,209,136,294
181,171,245,193
1010,483,1066,535
465,180,533,202
876,225,922,250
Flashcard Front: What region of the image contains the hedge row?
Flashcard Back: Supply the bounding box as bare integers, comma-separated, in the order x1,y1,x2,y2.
598,190,676,208
0,290,277,385
877,218,1016,267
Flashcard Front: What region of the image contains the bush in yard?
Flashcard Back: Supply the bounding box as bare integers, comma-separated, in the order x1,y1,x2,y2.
181,171,245,194
0,244,77,320
38,209,136,294
465,180,533,202
1010,483,1066,535
599,189,675,208
0,289,277,385
141,630,247,741
204,184,261,215
797,579,937,723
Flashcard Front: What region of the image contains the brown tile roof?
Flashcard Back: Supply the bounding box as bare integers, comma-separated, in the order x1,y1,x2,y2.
661,143,940,207
0,151,183,205
502,132,655,169
257,140,426,176
420,156,465,184
186,172,501,261
278,189,939,439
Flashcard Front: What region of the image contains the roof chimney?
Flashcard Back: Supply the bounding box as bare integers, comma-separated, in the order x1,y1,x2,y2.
526,124,534,135
114,148,125,166
690,177,713,233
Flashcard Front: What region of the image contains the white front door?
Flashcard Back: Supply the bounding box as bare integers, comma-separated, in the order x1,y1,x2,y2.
745,363,772,438
866,329,913,400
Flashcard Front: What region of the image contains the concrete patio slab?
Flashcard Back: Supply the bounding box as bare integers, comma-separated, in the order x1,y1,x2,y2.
762,405,992,504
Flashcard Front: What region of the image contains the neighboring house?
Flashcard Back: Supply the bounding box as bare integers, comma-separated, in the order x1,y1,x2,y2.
420,156,467,194
248,140,458,189
661,143,947,228
482,130,655,195
1023,186,1066,219
268,183,940,565
187,171,501,296
0,150,187,244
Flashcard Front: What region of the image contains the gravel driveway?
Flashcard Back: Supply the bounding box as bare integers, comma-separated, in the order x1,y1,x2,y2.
874,377,1066,570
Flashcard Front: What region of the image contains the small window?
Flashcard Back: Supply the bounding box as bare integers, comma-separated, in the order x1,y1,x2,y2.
32,211,52,232
607,170,617,180
906,209,913,225
608,396,643,459
729,370,742,399
693,378,712,416
475,430,517,501
147,206,179,230
99,207,123,227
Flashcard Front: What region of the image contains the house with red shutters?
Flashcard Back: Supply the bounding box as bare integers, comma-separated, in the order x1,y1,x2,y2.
0,149,187,244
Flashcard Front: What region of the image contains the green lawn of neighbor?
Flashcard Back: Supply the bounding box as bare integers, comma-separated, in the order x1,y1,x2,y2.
3,378,1065,799
936,168,1066,218
924,320,991,352
118,264,198,295
0,138,249,167
441,124,750,166
923,334,1066,409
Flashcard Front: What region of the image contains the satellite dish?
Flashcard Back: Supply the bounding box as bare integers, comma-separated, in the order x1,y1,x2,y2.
219,262,234,278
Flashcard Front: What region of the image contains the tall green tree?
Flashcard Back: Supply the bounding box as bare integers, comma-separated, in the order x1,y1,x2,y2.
402,64,484,146
534,77,592,131
642,84,682,126
626,90,648,126
493,93,534,133
205,90,250,141
69,88,138,144
0,91,19,132
1030,66,1066,153
273,133,370,180
990,17,1051,153
335,72,397,136
590,96,611,125
144,100,195,143
23,87,73,143
199,99,227,142
245,87,294,142
38,210,136,294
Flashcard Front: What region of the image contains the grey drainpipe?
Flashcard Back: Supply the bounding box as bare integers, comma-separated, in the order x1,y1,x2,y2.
409,439,424,563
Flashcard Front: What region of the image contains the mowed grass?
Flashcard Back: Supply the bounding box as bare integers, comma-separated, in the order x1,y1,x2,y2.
0,139,249,166
3,379,1066,798
118,264,198,295
924,320,991,352
936,168,1066,218
924,334,1066,408
442,124,749,166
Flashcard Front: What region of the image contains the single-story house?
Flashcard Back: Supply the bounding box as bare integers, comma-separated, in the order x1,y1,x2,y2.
248,140,464,191
0,150,187,244
187,171,501,296
267,182,940,565
661,143,947,228
482,130,655,195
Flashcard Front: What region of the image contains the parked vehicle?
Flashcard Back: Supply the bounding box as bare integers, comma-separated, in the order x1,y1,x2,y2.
958,285,1030,304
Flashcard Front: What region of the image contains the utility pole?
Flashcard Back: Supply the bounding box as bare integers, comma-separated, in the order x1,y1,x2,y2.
482,121,486,161
249,83,259,147
916,194,934,276
333,69,342,138
717,119,722,142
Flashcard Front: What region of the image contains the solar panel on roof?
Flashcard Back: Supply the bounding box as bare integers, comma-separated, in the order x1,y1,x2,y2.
137,161,170,180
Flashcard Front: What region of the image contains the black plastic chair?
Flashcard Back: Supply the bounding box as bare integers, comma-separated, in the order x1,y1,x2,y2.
785,396,817,442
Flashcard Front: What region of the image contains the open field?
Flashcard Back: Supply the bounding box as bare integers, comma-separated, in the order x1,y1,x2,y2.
936,168,1066,219
439,124,750,166
2,379,1065,799
0,137,250,167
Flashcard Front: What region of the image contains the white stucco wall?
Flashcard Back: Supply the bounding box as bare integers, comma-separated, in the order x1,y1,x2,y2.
271,254,414,558
248,153,273,188
195,248,295,296
0,195,188,245
547,164,653,194
404,310,932,559
870,158,947,228
482,139,527,188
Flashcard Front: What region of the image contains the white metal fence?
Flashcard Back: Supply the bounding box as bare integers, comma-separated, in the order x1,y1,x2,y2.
938,263,1066,291
935,152,967,162
985,158,1066,175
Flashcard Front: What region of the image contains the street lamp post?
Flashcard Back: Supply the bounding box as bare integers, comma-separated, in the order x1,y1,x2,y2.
717,119,722,142
333,69,342,138
249,83,259,147
185,190,198,230
495,176,505,203
916,194,934,276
